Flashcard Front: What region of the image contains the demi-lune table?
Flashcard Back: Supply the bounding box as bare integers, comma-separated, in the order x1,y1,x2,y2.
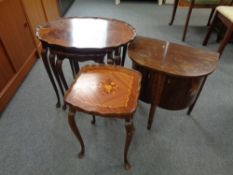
128,36,219,130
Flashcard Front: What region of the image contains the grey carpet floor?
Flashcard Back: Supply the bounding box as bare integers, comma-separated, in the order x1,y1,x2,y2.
1,0,233,174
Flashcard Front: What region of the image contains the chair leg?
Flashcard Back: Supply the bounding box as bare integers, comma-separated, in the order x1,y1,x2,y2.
216,23,225,42
203,13,218,46
207,8,215,26
182,0,195,41
169,0,179,25
218,26,233,56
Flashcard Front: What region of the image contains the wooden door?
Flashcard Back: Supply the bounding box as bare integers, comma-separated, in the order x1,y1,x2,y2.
41,0,60,21
21,0,47,45
0,38,15,92
0,0,35,71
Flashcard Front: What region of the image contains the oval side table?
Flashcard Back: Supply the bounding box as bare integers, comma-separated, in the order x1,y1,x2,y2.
36,17,136,108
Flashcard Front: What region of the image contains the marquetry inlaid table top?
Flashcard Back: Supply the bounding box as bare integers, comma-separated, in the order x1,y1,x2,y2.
128,36,219,77
36,17,136,51
64,65,141,117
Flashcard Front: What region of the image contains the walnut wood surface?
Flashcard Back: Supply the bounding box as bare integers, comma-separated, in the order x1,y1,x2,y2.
64,65,141,118
128,36,219,77
36,17,136,51
128,36,219,129
133,63,205,110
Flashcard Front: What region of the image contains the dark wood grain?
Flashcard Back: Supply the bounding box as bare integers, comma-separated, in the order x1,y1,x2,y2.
36,17,136,108
129,36,219,77
36,17,136,51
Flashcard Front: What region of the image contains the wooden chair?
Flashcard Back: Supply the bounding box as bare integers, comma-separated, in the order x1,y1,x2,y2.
203,6,233,56
167,0,232,41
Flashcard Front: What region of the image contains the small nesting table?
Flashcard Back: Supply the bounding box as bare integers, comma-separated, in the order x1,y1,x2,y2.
64,65,141,170
128,36,219,130
36,17,136,109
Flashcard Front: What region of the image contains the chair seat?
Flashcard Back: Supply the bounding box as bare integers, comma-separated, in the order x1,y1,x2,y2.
187,0,220,5
216,6,233,22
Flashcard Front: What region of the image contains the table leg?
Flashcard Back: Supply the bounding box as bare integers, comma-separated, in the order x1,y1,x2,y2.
56,56,68,110
69,59,76,78
56,56,69,90
107,51,114,64
41,48,61,108
73,59,80,74
91,115,96,125
94,54,105,64
68,108,85,158
187,76,207,115
121,45,127,66
49,52,65,97
147,104,157,130
147,74,166,130
124,118,134,170
114,47,121,65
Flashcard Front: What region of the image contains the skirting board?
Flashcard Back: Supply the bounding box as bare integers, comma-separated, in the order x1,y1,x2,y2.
115,0,174,5
0,49,37,112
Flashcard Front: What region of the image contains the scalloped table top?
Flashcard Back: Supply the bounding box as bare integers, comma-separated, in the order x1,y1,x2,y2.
36,17,136,50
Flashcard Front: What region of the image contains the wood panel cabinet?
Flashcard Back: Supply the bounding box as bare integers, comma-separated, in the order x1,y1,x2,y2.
0,0,35,70
0,0,42,112
22,0,60,53
21,0,47,46
0,0,61,112
41,0,60,21
0,40,15,93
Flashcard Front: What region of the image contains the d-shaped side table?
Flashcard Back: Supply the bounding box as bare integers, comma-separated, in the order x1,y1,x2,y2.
128,36,219,130
64,65,141,170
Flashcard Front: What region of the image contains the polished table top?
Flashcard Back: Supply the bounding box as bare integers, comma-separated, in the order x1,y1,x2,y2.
128,36,219,77
36,17,136,50
64,65,141,117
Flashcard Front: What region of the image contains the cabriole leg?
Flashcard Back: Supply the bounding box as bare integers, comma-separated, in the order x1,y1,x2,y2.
124,118,134,170
41,48,61,108
68,108,85,158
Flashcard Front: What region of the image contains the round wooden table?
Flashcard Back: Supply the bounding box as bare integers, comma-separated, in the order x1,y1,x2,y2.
128,36,219,130
36,17,136,108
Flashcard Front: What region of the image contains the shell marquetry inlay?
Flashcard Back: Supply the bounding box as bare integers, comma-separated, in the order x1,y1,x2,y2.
64,65,141,117
100,80,118,94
